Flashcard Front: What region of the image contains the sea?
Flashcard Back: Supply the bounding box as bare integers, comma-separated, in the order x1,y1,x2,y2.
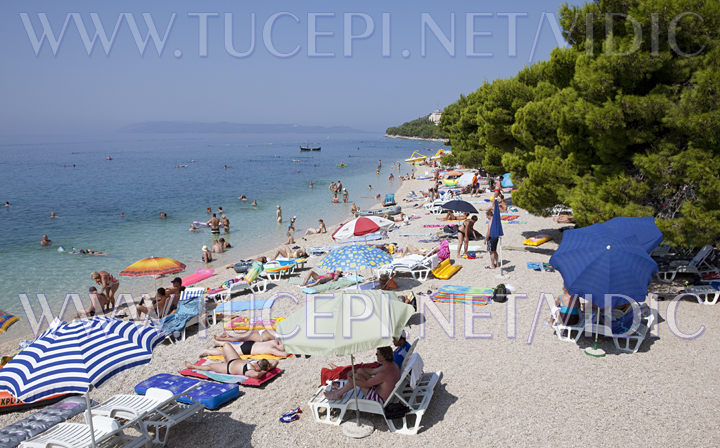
0,132,440,318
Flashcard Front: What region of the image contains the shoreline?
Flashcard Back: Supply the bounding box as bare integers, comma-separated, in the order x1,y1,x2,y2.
0,166,408,355
384,134,449,144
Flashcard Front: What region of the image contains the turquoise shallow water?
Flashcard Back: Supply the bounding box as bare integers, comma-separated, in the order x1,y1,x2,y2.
0,133,440,316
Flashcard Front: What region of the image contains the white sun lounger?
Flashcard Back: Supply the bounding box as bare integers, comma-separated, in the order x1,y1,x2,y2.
681,285,720,305
308,354,442,435
585,306,655,354
656,245,717,282
20,415,150,448
549,306,584,343
378,254,440,281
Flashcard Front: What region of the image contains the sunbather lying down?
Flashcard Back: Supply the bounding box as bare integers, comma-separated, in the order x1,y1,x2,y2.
201,340,288,358
301,268,342,287
213,329,275,346
185,346,278,378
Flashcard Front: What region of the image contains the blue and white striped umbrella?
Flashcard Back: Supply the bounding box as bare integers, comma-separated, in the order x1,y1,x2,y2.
317,244,393,272
0,317,163,403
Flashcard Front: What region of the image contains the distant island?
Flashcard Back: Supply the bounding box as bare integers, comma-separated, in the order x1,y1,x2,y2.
385,113,447,141
120,121,367,134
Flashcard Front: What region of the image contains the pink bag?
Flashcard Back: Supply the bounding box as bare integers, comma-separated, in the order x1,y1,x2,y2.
437,240,450,261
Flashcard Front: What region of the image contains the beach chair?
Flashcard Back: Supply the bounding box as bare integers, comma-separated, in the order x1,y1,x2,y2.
262,260,296,281
211,276,268,303
656,245,718,283
585,305,655,354
378,254,440,281
384,194,396,206
549,306,584,343
158,291,207,343
680,285,720,305
308,355,442,435
19,415,150,448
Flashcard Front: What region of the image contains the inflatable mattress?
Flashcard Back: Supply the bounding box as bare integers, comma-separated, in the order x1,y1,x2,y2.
135,373,239,410
0,396,91,448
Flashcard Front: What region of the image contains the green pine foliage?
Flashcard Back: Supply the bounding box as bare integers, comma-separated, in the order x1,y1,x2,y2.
386,115,447,139
439,0,720,246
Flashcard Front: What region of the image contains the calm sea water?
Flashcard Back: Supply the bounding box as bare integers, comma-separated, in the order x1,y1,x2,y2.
0,132,439,316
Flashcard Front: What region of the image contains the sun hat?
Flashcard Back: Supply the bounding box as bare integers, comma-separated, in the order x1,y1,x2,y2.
202,245,209,251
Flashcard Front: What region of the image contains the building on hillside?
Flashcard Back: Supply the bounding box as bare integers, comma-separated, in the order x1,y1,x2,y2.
428,110,442,124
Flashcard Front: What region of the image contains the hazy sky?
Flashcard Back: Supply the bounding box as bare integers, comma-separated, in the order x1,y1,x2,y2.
0,0,585,135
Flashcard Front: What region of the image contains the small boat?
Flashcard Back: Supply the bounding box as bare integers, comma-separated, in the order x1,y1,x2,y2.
357,205,402,216
106,155,112,160
300,145,321,151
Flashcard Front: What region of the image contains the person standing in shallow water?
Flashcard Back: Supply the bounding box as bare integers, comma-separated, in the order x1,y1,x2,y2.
276,205,282,223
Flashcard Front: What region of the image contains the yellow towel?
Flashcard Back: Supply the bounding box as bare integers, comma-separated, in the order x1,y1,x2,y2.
206,353,292,361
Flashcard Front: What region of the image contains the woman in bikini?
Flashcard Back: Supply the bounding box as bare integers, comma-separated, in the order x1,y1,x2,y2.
90,271,119,308
185,346,278,378
200,340,288,358
301,268,342,287
273,245,308,259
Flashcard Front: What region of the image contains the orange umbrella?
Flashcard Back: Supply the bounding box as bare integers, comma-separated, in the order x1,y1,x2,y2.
120,257,186,277
443,170,463,178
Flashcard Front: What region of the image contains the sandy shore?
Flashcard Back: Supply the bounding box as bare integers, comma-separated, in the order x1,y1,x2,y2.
2,171,719,447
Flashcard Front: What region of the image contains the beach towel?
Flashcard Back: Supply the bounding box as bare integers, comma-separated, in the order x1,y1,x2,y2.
180,359,282,387
501,215,520,221
214,298,275,316
207,353,293,361
423,224,446,228
160,297,200,335
430,285,493,305
398,233,431,237
527,262,542,271
224,316,285,331
0,310,18,334
302,276,363,294
181,269,215,286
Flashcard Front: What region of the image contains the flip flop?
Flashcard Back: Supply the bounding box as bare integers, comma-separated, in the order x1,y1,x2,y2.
280,414,300,423
282,407,302,419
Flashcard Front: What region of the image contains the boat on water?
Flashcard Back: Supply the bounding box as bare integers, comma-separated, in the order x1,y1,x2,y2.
106,155,112,160
405,151,427,163
300,145,321,151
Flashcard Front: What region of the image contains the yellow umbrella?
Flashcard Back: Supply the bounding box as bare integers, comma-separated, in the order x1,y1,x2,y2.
119,257,186,278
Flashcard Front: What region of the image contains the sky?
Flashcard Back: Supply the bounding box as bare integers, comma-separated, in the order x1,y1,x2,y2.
0,0,586,135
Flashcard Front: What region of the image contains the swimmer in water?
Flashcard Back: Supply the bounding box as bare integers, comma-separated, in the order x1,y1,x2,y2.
50,211,56,218
309,180,313,188
252,199,257,206
40,234,51,246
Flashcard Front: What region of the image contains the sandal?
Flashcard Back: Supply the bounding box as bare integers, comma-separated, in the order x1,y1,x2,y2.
280,414,300,423
282,407,302,418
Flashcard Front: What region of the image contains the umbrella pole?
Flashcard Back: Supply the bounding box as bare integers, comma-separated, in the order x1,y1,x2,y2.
585,308,606,358
342,354,373,438
495,237,508,279
84,387,97,448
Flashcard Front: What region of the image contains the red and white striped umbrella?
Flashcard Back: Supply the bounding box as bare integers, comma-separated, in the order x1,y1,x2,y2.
331,216,394,241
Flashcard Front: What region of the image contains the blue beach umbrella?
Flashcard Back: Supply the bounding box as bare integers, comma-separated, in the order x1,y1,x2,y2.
317,244,393,272
549,225,659,309
0,317,163,446
597,216,663,254
489,200,504,239
441,200,478,214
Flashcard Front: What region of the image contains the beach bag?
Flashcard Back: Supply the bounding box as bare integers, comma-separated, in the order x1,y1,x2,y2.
493,284,508,303
437,240,450,261
384,402,410,419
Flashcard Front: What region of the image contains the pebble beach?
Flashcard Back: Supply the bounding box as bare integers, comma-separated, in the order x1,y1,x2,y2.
1,167,719,448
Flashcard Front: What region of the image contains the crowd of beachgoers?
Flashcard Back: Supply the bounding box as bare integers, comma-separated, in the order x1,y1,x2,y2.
2,155,720,447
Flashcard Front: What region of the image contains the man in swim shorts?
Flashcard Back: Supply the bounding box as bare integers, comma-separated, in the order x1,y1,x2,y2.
206,213,221,235
40,234,51,246
324,346,399,404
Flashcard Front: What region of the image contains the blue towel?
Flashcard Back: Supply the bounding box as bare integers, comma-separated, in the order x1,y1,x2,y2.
217,298,275,313
161,297,200,334
196,370,248,384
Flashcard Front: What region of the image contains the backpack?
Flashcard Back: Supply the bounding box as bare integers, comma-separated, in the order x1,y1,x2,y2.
493,284,508,303
384,402,410,419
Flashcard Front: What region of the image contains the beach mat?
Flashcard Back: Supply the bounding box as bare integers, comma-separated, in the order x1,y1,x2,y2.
224,316,285,331
0,310,18,334
302,276,363,294
181,269,215,286
214,298,275,315
180,359,282,387
430,285,493,305
206,353,292,361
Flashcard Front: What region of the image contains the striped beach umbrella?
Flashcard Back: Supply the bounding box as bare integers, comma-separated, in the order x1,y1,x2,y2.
0,317,163,402
120,256,186,277
0,317,163,446
317,244,393,272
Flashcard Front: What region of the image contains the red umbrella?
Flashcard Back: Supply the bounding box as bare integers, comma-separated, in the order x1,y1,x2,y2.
331,217,394,241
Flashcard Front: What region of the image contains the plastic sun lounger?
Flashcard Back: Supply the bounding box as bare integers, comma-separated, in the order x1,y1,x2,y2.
378,254,440,282
262,261,296,281
549,306,584,343
585,306,655,354
308,355,442,435
20,416,150,448
656,245,718,283
681,285,720,305
136,389,205,446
